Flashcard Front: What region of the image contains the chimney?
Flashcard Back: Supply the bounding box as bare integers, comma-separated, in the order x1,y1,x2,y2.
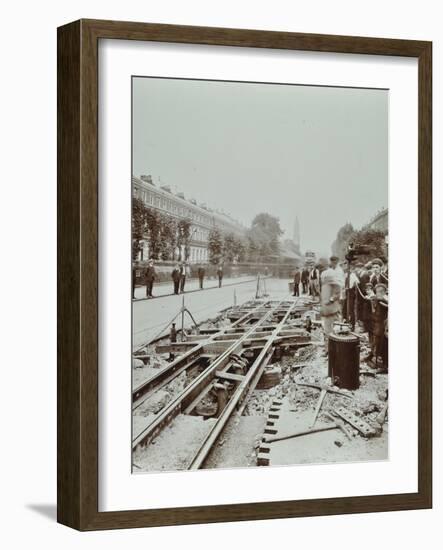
140,175,154,185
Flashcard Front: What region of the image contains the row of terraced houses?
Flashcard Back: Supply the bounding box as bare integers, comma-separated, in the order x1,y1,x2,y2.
132,175,246,263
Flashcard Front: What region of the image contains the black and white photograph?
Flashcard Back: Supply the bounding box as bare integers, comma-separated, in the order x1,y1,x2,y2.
131,76,389,473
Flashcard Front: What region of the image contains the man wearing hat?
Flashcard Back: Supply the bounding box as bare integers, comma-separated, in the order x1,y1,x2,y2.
370,258,385,288
171,263,181,295
197,265,205,289
293,267,301,297
145,259,156,298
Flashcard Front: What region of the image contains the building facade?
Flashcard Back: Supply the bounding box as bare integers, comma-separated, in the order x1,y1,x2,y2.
133,175,246,263
364,208,388,233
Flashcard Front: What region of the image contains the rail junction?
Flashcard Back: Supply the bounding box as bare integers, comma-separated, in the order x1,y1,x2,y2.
132,292,388,472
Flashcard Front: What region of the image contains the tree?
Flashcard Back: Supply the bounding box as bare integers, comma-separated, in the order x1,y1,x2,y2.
249,213,283,262
350,228,387,263
331,222,355,260
233,236,247,262
132,197,146,260
331,222,387,264
208,228,223,265
159,216,178,261
246,235,259,263
145,208,162,259
223,233,236,263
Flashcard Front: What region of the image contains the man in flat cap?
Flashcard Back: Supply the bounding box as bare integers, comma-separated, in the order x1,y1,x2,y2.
370,258,386,288
145,259,156,298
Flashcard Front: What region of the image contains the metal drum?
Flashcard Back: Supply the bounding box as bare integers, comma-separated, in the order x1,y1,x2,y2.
328,332,360,390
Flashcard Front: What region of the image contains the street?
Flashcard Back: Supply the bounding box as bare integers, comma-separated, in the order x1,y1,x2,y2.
132,276,291,350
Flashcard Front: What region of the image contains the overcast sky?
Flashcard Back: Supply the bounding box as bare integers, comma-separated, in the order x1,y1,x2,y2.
133,77,388,257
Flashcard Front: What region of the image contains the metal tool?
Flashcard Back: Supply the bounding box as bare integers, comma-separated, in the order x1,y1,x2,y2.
333,406,377,437
265,415,351,444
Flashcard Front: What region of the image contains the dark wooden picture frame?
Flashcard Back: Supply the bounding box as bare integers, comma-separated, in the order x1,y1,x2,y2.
57,19,432,531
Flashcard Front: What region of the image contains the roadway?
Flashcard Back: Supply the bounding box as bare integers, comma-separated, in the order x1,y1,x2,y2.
132,276,292,350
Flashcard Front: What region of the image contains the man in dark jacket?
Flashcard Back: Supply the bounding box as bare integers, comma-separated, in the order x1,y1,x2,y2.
197,266,205,289
293,267,301,297
132,263,138,299
301,267,310,294
171,264,181,295
145,260,156,298
309,265,320,298
217,265,223,288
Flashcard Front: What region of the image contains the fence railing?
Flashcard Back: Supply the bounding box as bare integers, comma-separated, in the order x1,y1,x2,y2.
132,260,301,284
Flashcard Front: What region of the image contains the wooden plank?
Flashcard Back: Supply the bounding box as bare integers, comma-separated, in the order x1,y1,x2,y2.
215,371,245,383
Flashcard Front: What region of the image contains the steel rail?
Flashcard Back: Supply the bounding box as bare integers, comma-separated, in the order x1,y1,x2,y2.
132,300,291,449
187,298,299,470
132,301,270,411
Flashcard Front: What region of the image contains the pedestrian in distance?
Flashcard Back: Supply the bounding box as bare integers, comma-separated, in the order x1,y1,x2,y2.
293,267,301,297
171,263,181,295
197,265,205,289
132,263,138,299
145,259,156,298
301,267,310,294
309,265,321,298
217,265,224,288
179,262,187,293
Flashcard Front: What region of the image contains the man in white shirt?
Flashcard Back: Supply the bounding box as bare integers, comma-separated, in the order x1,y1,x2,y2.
329,256,345,288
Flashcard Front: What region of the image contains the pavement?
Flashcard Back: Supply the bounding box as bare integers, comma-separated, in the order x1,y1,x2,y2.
132,276,292,350
133,274,257,300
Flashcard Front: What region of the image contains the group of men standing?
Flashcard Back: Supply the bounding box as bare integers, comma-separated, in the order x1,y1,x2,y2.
346,259,389,370
132,260,224,299
171,262,190,295
293,255,389,371
292,264,329,298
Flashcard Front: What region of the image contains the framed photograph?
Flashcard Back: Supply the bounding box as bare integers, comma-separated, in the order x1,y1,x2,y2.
57,19,432,530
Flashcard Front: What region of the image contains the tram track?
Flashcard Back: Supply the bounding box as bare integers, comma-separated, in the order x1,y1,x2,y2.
132,296,313,468
132,300,272,411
